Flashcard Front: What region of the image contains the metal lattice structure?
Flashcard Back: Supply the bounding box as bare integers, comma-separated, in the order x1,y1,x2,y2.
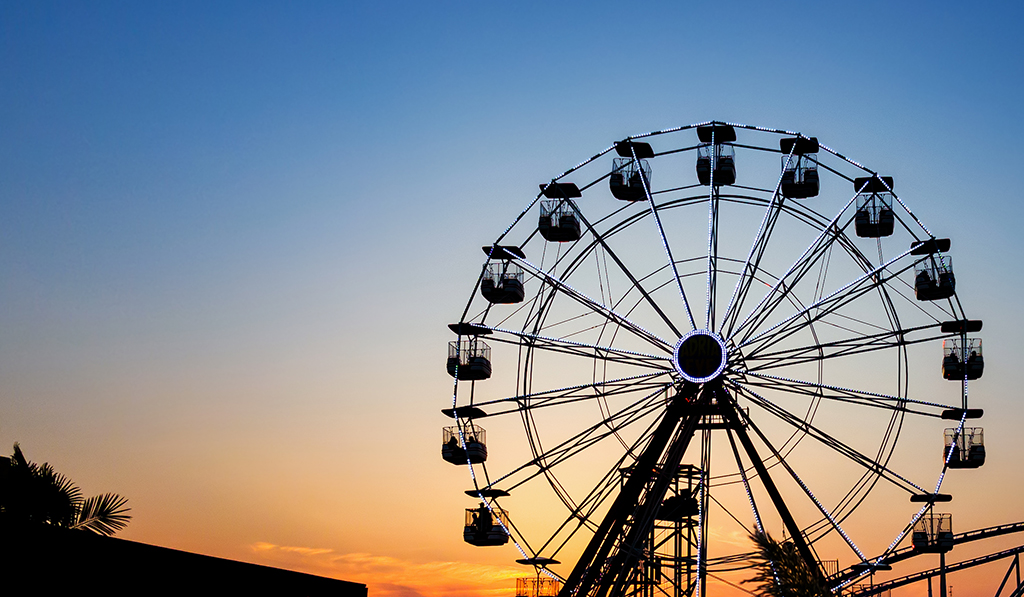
442,121,985,595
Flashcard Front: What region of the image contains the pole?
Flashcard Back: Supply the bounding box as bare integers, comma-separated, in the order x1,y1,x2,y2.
940,552,947,597
699,428,711,597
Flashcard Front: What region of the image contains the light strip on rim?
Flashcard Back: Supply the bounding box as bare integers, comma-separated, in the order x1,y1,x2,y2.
672,329,727,383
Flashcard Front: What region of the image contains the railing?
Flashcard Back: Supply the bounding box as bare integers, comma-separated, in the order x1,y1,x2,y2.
448,339,491,363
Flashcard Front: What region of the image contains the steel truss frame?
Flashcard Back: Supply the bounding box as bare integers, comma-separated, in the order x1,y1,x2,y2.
446,121,980,596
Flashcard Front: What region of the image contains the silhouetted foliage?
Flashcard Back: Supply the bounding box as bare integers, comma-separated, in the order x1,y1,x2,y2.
0,443,130,536
744,529,829,597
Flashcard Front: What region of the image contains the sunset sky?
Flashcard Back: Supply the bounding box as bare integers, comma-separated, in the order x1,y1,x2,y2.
4,1,1024,595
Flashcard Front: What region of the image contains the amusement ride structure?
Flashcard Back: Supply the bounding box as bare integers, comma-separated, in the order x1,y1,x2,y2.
440,121,1006,595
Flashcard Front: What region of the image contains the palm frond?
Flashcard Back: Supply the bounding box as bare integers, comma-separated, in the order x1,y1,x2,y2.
744,529,829,597
12,443,31,470
38,463,83,504
5,444,80,526
72,493,131,536
4,443,131,536
36,463,81,527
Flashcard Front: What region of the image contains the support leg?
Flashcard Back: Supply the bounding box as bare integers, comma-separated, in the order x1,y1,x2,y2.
559,384,699,597
720,389,825,585
940,552,947,597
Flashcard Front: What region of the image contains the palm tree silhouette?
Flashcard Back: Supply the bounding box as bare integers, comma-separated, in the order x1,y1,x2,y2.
744,529,830,597
0,443,131,536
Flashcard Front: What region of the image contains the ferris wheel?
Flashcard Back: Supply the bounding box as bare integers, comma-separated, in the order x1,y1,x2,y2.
441,121,985,596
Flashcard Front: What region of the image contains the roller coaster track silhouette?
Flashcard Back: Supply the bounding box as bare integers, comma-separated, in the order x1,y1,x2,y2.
838,521,1024,595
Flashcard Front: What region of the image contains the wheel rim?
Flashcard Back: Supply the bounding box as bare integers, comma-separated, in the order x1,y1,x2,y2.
447,121,978,594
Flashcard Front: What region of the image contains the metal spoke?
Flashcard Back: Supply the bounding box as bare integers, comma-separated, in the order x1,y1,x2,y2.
726,428,764,534
739,370,956,415
728,192,861,344
633,143,698,331
513,256,673,352
727,380,926,495
706,172,719,331
493,385,670,491
574,204,686,339
719,142,799,337
483,325,672,369
739,322,949,373
538,413,669,559
467,371,670,409
736,247,917,353
464,373,673,417
736,405,871,565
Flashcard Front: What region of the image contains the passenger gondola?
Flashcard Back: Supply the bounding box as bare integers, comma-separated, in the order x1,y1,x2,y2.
609,158,652,201
779,137,820,199
481,263,525,303
942,337,984,380
446,339,492,380
915,255,955,301
539,199,582,241
912,513,954,552
853,176,895,237
944,427,985,469
441,425,488,465
696,124,736,186
464,503,510,546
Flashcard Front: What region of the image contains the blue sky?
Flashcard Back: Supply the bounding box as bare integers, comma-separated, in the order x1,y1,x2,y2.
3,2,1024,594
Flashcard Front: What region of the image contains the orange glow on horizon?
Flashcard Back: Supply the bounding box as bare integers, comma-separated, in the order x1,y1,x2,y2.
249,542,526,597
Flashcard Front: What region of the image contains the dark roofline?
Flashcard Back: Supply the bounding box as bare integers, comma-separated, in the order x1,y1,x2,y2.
1,519,367,596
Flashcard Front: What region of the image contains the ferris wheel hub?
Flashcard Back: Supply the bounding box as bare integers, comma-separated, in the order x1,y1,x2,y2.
671,330,728,384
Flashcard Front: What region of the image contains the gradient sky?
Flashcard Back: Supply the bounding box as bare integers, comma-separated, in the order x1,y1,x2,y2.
3,2,1024,595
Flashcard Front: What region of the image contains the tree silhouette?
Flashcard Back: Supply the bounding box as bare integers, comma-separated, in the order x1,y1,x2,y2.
0,443,131,536
744,529,830,597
